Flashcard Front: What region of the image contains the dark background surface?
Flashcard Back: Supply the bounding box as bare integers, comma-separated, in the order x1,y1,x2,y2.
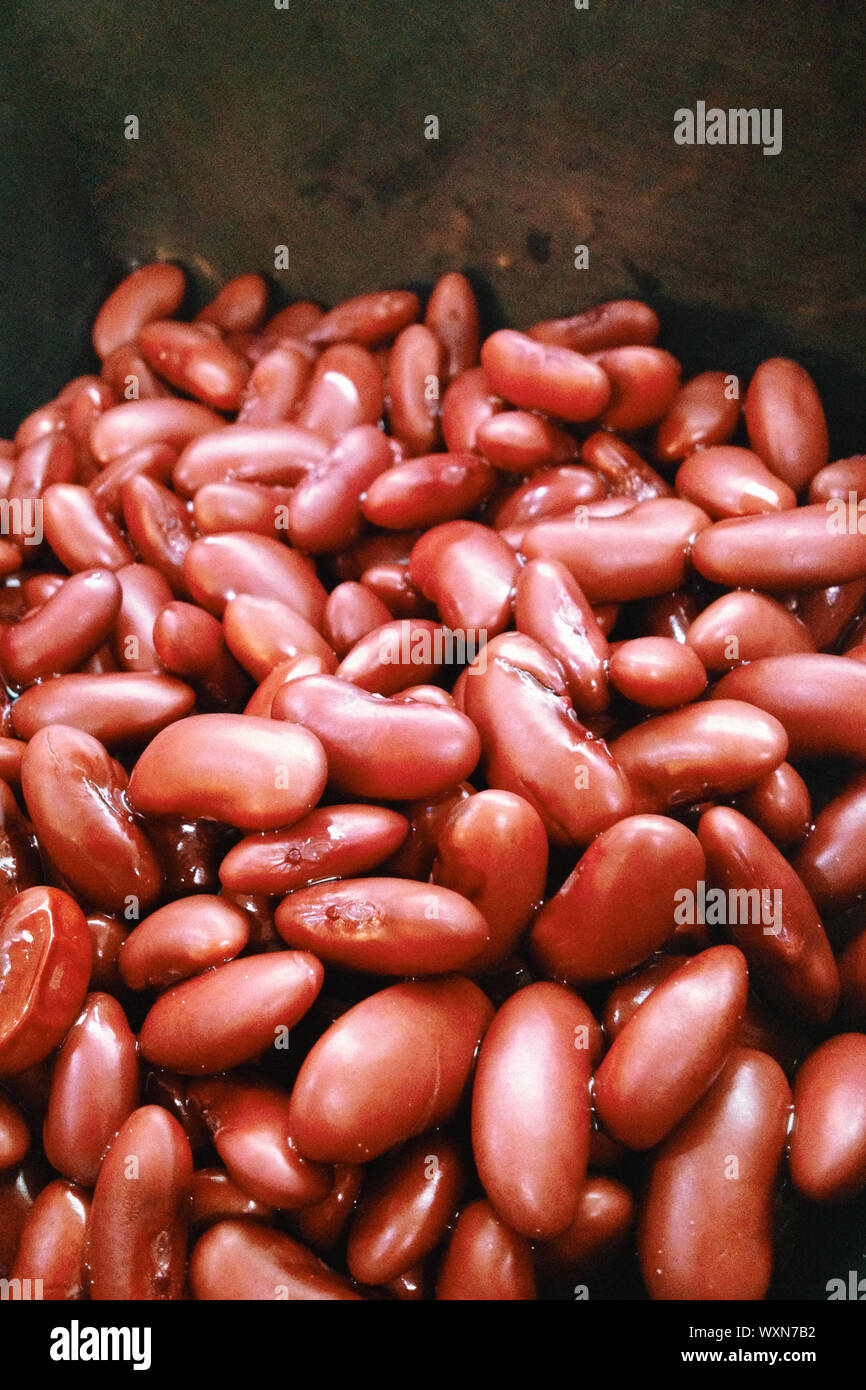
1,0,865,1296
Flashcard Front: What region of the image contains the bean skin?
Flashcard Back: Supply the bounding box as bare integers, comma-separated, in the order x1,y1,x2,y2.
594,946,749,1150
288,425,392,554
592,346,681,431
127,712,328,829
602,955,691,1041
0,568,122,689
12,672,195,747
514,559,610,715
9,1178,90,1299
435,1199,536,1301
173,423,327,495
388,324,444,455
92,262,187,360
656,370,741,462
744,357,829,491
288,976,494,1163
529,815,703,984
409,520,519,637
685,590,814,672
535,1175,635,1279
190,1219,363,1300
793,772,866,913
638,1048,791,1301
693,504,866,591
789,1033,866,1203
114,564,173,674
581,429,671,501
471,983,591,1239
42,992,140,1187
275,877,489,975
609,636,707,709
91,399,224,465
139,951,324,1074
86,1105,192,1300
363,452,495,531
481,330,610,423
222,594,335,682
183,531,327,625
424,272,480,380
42,484,133,572
306,290,420,349
712,654,866,760
809,454,866,504
675,444,797,518
527,299,659,353
220,804,408,898
0,1090,30,1168
118,893,250,991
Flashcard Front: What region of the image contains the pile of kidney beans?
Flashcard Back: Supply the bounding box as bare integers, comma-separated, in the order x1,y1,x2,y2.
1,263,865,1302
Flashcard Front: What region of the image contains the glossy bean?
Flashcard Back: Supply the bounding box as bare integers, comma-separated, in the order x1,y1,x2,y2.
118,894,250,991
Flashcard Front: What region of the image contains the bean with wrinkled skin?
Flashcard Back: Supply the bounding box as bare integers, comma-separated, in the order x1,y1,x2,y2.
581,430,671,501
713,653,866,760
346,1132,464,1285
481,330,610,422
793,772,866,913
92,262,187,360
638,1049,791,1301
435,1199,536,1301
738,762,812,846
183,531,327,626
223,594,335,682
744,357,829,491
409,520,519,637
530,815,703,984
288,424,392,554
173,423,326,496
91,399,224,464
295,343,384,442
471,983,591,1239
528,299,659,353
323,582,392,657
139,320,249,411
522,497,711,602
609,636,707,709
275,877,488,975
9,1179,90,1299
12,672,195,746
698,806,839,1025
127,713,327,830
0,568,122,689
595,947,748,1150
139,950,323,1074
676,445,797,518
118,894,250,991
289,976,493,1163
789,1033,866,1203
685,590,814,672
307,290,420,349
190,1219,362,1300
514,559,610,715
219,804,408,896
42,992,139,1186
477,411,576,473
611,699,788,814
656,370,741,461
273,674,480,800
121,473,196,592
86,1105,192,1300
363,452,495,531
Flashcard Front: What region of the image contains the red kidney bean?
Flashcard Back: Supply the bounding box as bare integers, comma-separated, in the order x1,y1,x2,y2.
295,343,384,441
173,423,326,495
92,263,187,360
744,357,829,491
530,815,703,983
477,412,576,473
266,301,324,340
0,1091,30,1168
801,578,866,652
363,453,495,531
9,1178,90,1298
528,299,659,353
289,976,493,1162
685,590,814,671
273,674,480,800
523,498,710,602
809,455,866,504
288,425,392,554
223,594,335,681
243,652,331,718
698,806,839,1024
190,1167,274,1229
581,430,671,501
609,636,707,708
323,582,392,657
0,888,90,1079
183,531,327,625
275,877,487,975
0,739,24,787
383,785,474,881
196,274,269,333
441,366,504,452
21,727,163,914
12,672,195,746
435,1199,536,1300
793,772,866,913
493,465,606,531
738,762,812,846
139,950,323,1074
138,320,249,411
306,290,420,349
695,502,866,591
472,983,591,1238
388,324,443,456
409,520,519,636
610,699,788,813
121,472,196,592
114,564,173,672
87,1105,192,1299
0,568,122,688
789,1033,866,1203
346,1132,464,1285
89,441,177,519
193,480,294,538
536,1175,635,1278
40,484,133,571
237,339,315,424
838,929,866,1029
431,790,548,973
713,653,866,760
591,346,681,431
294,1164,363,1253
335,618,448,694
128,712,327,829
602,955,691,1041
656,370,741,461
333,527,422,580
91,399,224,464
481,330,610,422
118,894,250,991
5,434,76,551
100,342,173,401
638,1048,791,1300
676,444,797,518
190,1219,362,1299
220,804,408,896
424,272,480,380
42,992,139,1186
360,561,434,619
514,559,610,715
595,946,748,1149
460,632,631,845
86,913,127,992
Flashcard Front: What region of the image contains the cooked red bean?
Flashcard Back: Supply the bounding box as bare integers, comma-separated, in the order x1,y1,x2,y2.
87,1105,192,1300
591,346,681,431
638,1049,791,1300
273,674,480,800
602,955,691,1041
42,992,139,1186
738,762,812,846
0,568,122,688
744,357,829,491
118,894,250,990
295,1164,363,1253
694,501,866,591
581,430,671,501
481,330,610,422
712,653,866,760
514,559,610,715
363,453,494,531
656,371,741,461
698,806,839,1025
307,290,420,349
409,520,519,636
685,590,814,671
595,947,748,1149
789,1033,866,1203
798,578,866,651
323,582,392,657
295,343,384,442
793,772,866,913
441,366,504,452
424,272,480,380
528,299,659,353
183,531,327,624
522,498,711,602
190,1167,274,1229
676,444,797,518
535,1175,635,1278
288,976,493,1162
223,594,335,681
809,454,866,504
173,423,326,495
388,324,443,456
190,1219,362,1300
435,1199,536,1300
91,399,224,464
21,727,163,914
89,442,177,518
42,484,133,571
121,472,196,592
196,274,269,333
0,1091,30,1168
12,672,195,746
243,652,332,718
335,618,447,695
100,342,172,401
92,262,187,360
609,636,707,708
477,411,576,473
493,464,605,530
193,480,294,539
114,563,173,673
530,815,703,983
288,424,392,554
610,699,788,813
8,1179,90,1299
220,804,407,896
139,320,249,411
